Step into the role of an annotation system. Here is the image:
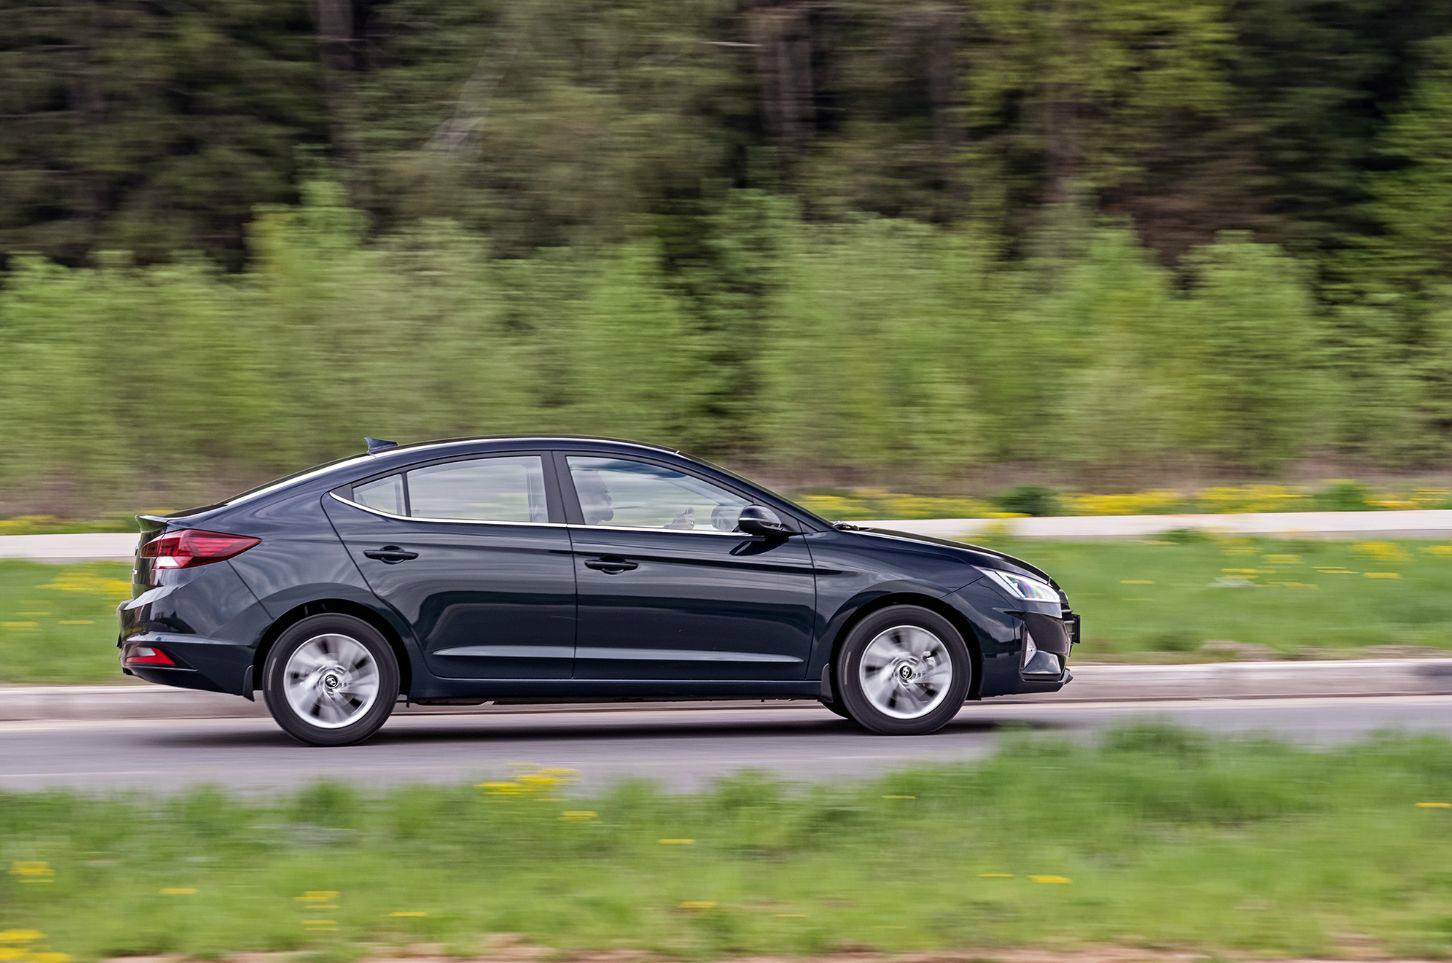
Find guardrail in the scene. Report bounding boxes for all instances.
[2,509,1451,562]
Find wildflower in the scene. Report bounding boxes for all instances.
[658,838,695,845]
[677,900,717,910]
[9,861,54,882]
[881,794,916,800]
[1119,579,1154,585]
[390,911,428,918]
[560,810,597,822]
[158,887,197,895]
[1363,571,1401,579]
[0,933,44,945]
[1029,875,1072,884]
[478,781,524,795]
[1415,801,1451,809]
[977,872,1014,879]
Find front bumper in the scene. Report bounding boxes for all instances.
[946,579,1078,698]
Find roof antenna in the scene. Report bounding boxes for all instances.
[365,437,398,454]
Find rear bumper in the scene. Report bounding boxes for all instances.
[117,561,271,698]
[118,632,255,696]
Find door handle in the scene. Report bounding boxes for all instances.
[363,546,419,563]
[583,555,638,574]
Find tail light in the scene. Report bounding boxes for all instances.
[126,646,175,666]
[141,529,260,569]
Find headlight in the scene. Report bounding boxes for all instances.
[981,568,1059,604]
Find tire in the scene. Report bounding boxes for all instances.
[835,605,971,735]
[262,613,400,746]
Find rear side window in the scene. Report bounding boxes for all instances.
[406,456,548,523]
[353,474,405,515]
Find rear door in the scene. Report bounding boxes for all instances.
[559,453,817,681]
[324,452,576,679]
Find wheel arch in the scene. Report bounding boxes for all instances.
[822,593,984,703]
[252,599,413,697]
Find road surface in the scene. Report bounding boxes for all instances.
[2,695,1449,794]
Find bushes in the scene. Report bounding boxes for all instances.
[2,188,1451,515]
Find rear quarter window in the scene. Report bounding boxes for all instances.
[353,474,405,515]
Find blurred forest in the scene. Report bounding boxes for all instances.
[6,0,1452,512]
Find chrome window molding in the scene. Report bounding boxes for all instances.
[329,492,562,528]
[329,492,755,537]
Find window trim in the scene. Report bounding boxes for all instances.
[553,451,801,536]
[337,451,565,525]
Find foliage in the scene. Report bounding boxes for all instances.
[7,2,1452,508]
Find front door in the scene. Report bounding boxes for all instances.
[325,453,575,679]
[559,454,817,681]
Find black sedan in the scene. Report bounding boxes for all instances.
[119,437,1077,745]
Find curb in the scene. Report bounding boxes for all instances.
[3,658,1450,723]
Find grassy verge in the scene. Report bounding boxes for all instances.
[983,534,1452,658]
[0,562,130,684]
[6,533,1452,685]
[3,727,1452,961]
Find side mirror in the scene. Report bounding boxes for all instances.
[737,505,790,537]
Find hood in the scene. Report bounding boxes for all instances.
[833,523,1057,585]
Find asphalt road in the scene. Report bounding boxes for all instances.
[1,694,1449,794]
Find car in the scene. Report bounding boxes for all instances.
[118,436,1078,745]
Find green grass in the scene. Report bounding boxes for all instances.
[6,534,1452,686]
[3,728,1452,960]
[0,561,130,684]
[985,534,1452,658]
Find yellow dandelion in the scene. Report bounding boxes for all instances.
[0,933,44,945]
[678,900,717,911]
[9,860,53,882]
[774,912,809,920]
[0,622,38,631]
[0,948,26,961]
[516,772,560,788]
[1119,579,1154,585]
[1422,545,1452,557]
[30,953,71,963]
[158,886,197,895]
[977,872,1014,879]
[58,619,95,626]
[658,837,695,846]
[1415,801,1451,809]
[560,810,597,822]
[881,794,916,801]
[1030,875,1072,884]
[1364,571,1401,579]
[478,781,524,795]
[389,911,428,918]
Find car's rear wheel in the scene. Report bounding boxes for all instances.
[262,614,399,746]
[835,605,970,735]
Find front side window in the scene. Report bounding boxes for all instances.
[567,456,749,532]
[405,456,548,523]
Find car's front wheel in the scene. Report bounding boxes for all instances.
[835,605,971,735]
[262,614,399,746]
